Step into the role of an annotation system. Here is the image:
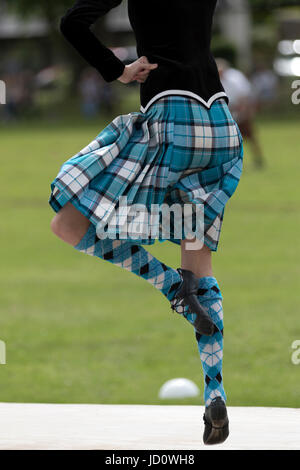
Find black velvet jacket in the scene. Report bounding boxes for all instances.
[60,0,228,111]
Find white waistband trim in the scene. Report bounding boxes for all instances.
[140,90,228,113]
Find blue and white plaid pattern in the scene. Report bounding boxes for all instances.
[195,277,226,406]
[49,96,243,251]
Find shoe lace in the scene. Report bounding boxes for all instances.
[170,296,187,314]
[171,295,196,317]
[170,270,194,315]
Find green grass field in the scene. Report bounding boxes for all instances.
[0,104,299,407]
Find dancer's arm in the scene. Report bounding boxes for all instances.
[60,0,158,84]
[60,0,125,82]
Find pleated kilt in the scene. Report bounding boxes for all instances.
[49,96,243,251]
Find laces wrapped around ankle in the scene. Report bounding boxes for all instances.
[170,268,201,315]
[170,296,191,315]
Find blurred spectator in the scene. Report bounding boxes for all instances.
[34,65,72,119]
[98,75,115,115]
[251,64,278,111]
[78,67,115,118]
[78,68,101,118]
[216,58,265,169]
[1,69,35,121]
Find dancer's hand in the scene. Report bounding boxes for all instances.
[117,56,158,84]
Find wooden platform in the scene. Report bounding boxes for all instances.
[0,403,299,450]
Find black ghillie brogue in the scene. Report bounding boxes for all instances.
[170,268,217,336]
[203,397,229,445]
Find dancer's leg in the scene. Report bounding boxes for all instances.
[181,241,213,278]
[51,203,182,302]
[181,240,226,406]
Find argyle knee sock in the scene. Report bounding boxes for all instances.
[74,223,182,301]
[194,277,226,407]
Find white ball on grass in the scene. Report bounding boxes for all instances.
[158,378,200,399]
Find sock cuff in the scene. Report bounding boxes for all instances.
[197,276,222,300]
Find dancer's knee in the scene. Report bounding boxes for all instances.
[50,212,71,242]
[50,203,90,246]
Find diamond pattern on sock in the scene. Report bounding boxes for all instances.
[194,276,226,407]
[74,223,182,302]
[131,245,139,255]
[215,372,222,384]
[198,288,209,296]
[75,226,226,407]
[140,264,149,275]
[200,341,223,367]
[103,250,114,260]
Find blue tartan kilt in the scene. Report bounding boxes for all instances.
[49,96,243,251]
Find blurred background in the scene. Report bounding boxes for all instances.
[0,0,299,407]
